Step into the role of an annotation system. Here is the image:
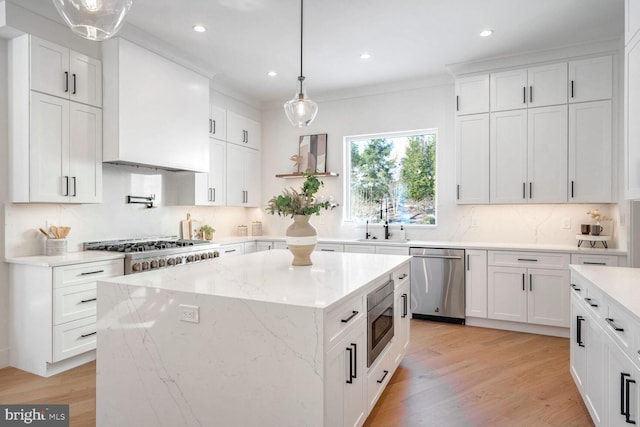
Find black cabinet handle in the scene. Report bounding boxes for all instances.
[80,297,97,303]
[351,343,357,379]
[570,283,581,292]
[577,316,585,347]
[529,274,532,292]
[224,249,237,253]
[320,249,335,252]
[80,270,104,275]
[72,73,77,94]
[377,370,389,384]
[346,347,353,384]
[212,119,216,134]
[529,182,533,199]
[72,176,77,196]
[209,119,213,133]
[627,378,636,424]
[63,176,69,196]
[529,86,533,103]
[584,297,599,308]
[523,86,526,104]
[212,188,216,202]
[584,261,607,266]
[402,293,408,318]
[456,184,460,200]
[522,273,525,291]
[518,258,538,262]
[466,254,470,271]
[64,71,69,92]
[456,95,459,111]
[571,80,575,98]
[398,273,408,280]
[81,331,97,338]
[607,317,624,332]
[341,310,359,323]
[522,182,526,199]
[571,180,574,198]
[622,373,630,416]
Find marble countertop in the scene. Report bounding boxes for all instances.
[5,251,125,267]
[570,265,640,321]
[215,235,627,255]
[99,250,411,310]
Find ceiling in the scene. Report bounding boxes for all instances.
[17,0,624,104]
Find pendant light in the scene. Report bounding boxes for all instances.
[284,0,318,127]
[52,0,133,41]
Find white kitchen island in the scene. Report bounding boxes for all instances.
[96,250,411,427]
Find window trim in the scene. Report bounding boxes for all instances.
[342,129,438,226]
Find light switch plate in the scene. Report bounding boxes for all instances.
[179,304,199,323]
[562,218,571,229]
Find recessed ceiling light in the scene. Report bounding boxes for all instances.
[479,29,494,37]
[360,53,372,60]
[267,71,277,77]
[193,25,207,33]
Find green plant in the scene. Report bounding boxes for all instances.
[200,225,215,234]
[267,171,337,218]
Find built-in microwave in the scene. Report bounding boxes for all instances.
[367,279,394,367]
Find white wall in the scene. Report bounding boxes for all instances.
[260,80,621,247]
[0,38,10,368]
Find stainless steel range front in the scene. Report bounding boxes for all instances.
[84,237,220,274]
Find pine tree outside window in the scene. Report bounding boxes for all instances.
[344,130,437,225]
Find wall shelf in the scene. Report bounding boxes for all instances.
[275,172,339,179]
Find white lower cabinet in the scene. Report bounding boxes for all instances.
[465,250,488,318]
[326,320,367,427]
[607,342,640,426]
[256,241,274,251]
[218,243,245,257]
[10,258,123,377]
[487,251,570,327]
[344,245,376,254]
[316,243,344,252]
[243,241,257,254]
[393,278,411,365]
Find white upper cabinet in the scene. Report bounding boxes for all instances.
[455,114,489,204]
[226,144,261,207]
[209,105,227,141]
[627,0,640,44]
[627,20,640,198]
[490,109,528,203]
[102,38,209,172]
[29,35,102,107]
[569,101,612,203]
[226,111,261,150]
[490,63,567,111]
[569,56,613,103]
[527,105,568,203]
[527,63,568,107]
[455,74,489,115]
[490,68,528,111]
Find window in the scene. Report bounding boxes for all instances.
[345,130,437,225]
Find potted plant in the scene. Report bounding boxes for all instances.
[266,171,337,265]
[200,225,216,240]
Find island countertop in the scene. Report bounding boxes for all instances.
[99,249,411,310]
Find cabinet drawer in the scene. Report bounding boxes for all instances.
[326,294,365,347]
[571,254,619,267]
[53,281,96,325]
[219,243,244,257]
[344,245,376,254]
[605,300,635,356]
[583,283,607,320]
[315,243,344,253]
[375,246,409,255]
[367,344,394,410]
[52,315,96,362]
[392,263,410,289]
[488,251,569,269]
[570,272,589,298]
[54,259,123,288]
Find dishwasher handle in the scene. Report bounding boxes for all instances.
[412,254,463,260]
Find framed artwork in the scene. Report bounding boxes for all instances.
[299,133,327,173]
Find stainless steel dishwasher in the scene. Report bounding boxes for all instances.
[410,247,465,324]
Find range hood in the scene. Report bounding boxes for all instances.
[102,38,210,173]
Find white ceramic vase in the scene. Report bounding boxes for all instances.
[285,215,317,266]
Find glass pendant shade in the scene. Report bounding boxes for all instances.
[284,80,318,127]
[52,0,133,41]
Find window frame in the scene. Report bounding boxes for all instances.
[342,128,438,226]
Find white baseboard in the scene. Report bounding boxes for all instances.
[466,317,569,338]
[0,347,9,369]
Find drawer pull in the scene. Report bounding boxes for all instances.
[398,273,408,280]
[517,258,538,262]
[583,261,607,266]
[377,370,389,384]
[80,298,97,303]
[80,331,97,338]
[320,249,335,252]
[584,298,598,308]
[225,249,237,253]
[570,283,581,292]
[80,270,105,276]
[606,318,624,332]
[341,310,359,323]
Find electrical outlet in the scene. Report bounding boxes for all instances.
[179,304,199,323]
[471,216,479,227]
[562,218,571,229]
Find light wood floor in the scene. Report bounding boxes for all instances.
[0,320,592,427]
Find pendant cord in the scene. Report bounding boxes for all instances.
[299,0,304,79]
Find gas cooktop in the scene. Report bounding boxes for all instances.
[84,238,212,253]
